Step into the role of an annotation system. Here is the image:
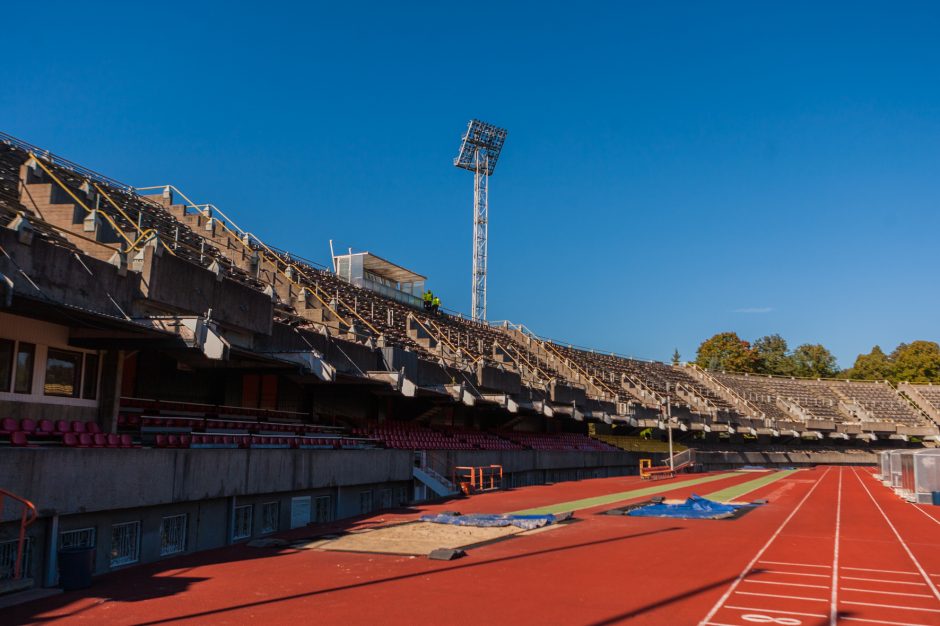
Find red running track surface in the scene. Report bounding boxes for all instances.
[8,467,940,626]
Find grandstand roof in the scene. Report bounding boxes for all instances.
[334,250,426,283]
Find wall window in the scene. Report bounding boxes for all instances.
[160,515,188,556]
[44,349,84,397]
[261,502,279,534]
[60,528,96,550]
[82,353,99,400]
[109,521,140,567]
[0,339,13,392]
[0,538,32,580]
[13,342,34,394]
[232,505,252,540]
[380,489,392,509]
[314,496,333,523]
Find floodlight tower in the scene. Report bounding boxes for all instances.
[454,119,507,322]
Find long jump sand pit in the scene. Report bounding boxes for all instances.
[317,520,558,556]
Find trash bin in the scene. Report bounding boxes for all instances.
[58,547,95,590]
[932,492,940,506]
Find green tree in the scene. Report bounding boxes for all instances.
[695,332,760,373]
[890,341,940,383]
[843,345,892,380]
[753,334,794,376]
[671,348,681,366]
[791,343,838,378]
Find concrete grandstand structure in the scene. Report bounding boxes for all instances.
[0,131,937,593]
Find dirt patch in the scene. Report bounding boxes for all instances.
[317,521,527,556]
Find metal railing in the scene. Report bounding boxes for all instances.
[0,488,37,581]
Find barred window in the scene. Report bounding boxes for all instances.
[60,527,96,550]
[110,521,140,567]
[260,502,279,535]
[160,514,187,556]
[233,505,252,540]
[314,496,333,523]
[359,491,373,514]
[0,538,32,580]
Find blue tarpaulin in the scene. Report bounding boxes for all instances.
[626,494,746,520]
[420,513,562,530]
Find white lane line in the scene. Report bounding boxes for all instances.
[841,587,933,598]
[703,622,741,626]
[831,467,842,626]
[697,467,832,626]
[743,579,829,589]
[842,617,933,626]
[724,605,828,618]
[842,576,928,586]
[843,600,940,613]
[751,569,830,578]
[842,566,919,576]
[758,559,831,569]
[852,468,940,603]
[734,590,827,602]
[910,503,940,527]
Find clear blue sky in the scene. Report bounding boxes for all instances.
[3,2,939,366]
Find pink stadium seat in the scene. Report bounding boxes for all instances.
[11,431,31,447]
[155,434,168,447]
[167,435,180,448]
[19,419,36,433]
[0,418,17,435]
[180,435,191,448]
[120,434,134,448]
[70,421,86,434]
[78,433,93,448]
[37,419,55,436]
[86,422,102,434]
[55,420,71,434]
[63,433,79,447]
[107,434,121,447]
[93,433,107,448]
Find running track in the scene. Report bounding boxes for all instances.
[7,466,940,625]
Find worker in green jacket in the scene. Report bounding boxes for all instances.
[431,295,441,315]
[422,290,433,311]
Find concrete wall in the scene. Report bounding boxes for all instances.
[0,448,413,522]
[695,450,879,471]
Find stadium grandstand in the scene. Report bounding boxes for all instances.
[1,131,939,621]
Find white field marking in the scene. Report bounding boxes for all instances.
[703,622,742,626]
[697,468,833,626]
[840,587,933,598]
[830,467,843,626]
[843,600,940,613]
[852,468,940,603]
[743,579,829,589]
[724,605,827,618]
[842,617,933,626]
[751,569,830,578]
[734,590,827,602]
[758,560,830,569]
[842,576,928,586]
[910,504,940,527]
[842,566,919,576]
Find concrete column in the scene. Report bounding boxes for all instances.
[97,349,124,433]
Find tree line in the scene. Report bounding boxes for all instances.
[685,332,940,383]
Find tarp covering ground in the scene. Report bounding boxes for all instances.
[627,494,750,520]
[420,512,566,530]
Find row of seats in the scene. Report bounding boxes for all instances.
[10,432,136,448]
[0,418,103,436]
[121,414,342,437]
[154,434,371,450]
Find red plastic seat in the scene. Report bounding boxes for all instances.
[71,421,87,434]
[63,433,79,447]
[180,435,191,448]
[55,420,71,434]
[0,418,17,435]
[19,419,36,433]
[93,433,107,447]
[11,431,31,447]
[78,433,93,447]
[107,434,121,447]
[86,422,102,434]
[167,435,180,448]
[120,434,134,448]
[37,419,55,436]
[155,434,168,447]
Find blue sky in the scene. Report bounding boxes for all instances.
[3,2,939,366]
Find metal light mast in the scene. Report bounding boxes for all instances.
[454,119,507,322]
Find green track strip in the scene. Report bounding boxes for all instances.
[703,469,800,502]
[510,472,743,515]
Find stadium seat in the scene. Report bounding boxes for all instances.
[55,420,71,435]
[120,434,134,448]
[78,433,94,448]
[37,419,55,436]
[86,422,102,434]
[71,421,86,434]
[63,433,79,447]
[11,431,31,447]
[19,419,36,433]
[0,418,17,436]
[107,433,121,447]
[93,433,107,448]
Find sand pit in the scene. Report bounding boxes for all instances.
[318,521,527,556]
